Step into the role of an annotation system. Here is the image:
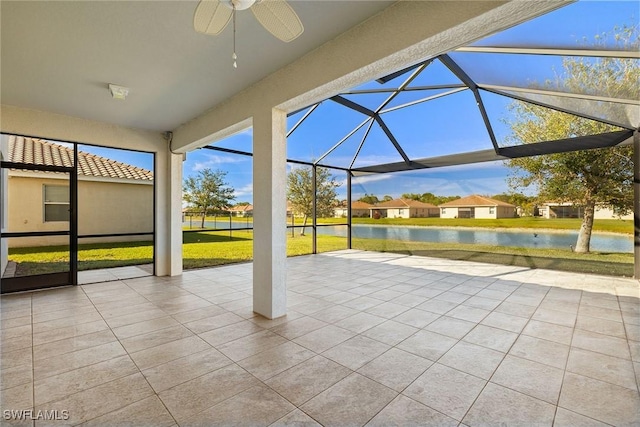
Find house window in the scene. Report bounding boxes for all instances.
[489,207,495,214]
[441,208,446,214]
[43,185,69,222]
[398,209,404,215]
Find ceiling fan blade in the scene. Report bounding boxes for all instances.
[193,0,233,35]
[251,0,304,42]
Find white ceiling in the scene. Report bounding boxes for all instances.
[0,0,394,132]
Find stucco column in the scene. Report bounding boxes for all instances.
[634,131,639,279]
[253,108,287,319]
[156,150,183,276]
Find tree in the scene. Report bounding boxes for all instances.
[506,26,637,252]
[382,195,393,202]
[492,193,536,216]
[183,168,236,228]
[358,193,379,205]
[287,166,341,235]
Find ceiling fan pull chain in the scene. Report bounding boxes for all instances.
[232,4,238,68]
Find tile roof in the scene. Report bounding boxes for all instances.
[438,195,515,207]
[7,136,153,181]
[229,204,253,212]
[375,198,438,209]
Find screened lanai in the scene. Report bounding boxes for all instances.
[203,0,638,276]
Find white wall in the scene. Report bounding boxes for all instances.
[440,207,457,219]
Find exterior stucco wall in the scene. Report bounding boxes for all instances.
[440,207,458,219]
[594,206,633,220]
[7,174,153,247]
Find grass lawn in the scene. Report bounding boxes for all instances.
[8,230,633,277]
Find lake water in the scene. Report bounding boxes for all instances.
[185,221,633,253]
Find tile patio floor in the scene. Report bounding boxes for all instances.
[1,250,639,426]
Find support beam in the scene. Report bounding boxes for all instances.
[347,172,352,249]
[253,109,288,319]
[634,131,640,279]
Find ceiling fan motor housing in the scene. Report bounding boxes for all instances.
[221,0,256,11]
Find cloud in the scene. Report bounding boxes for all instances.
[192,154,249,171]
[234,183,254,198]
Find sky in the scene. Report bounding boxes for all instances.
[79,0,637,205]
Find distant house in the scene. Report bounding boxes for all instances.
[229,204,253,217]
[373,198,440,219]
[439,195,516,219]
[333,201,374,218]
[4,136,154,247]
[540,202,632,220]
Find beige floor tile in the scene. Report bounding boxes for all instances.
[0,316,32,330]
[566,347,637,390]
[33,329,116,361]
[32,320,109,346]
[463,295,502,311]
[237,341,315,380]
[447,305,491,323]
[463,382,555,426]
[362,320,418,346]
[439,341,504,380]
[170,305,228,324]
[34,354,138,405]
[425,316,476,339]
[0,346,32,370]
[462,324,518,353]
[365,302,410,319]
[397,330,459,361]
[1,364,33,391]
[491,355,564,404]
[187,385,295,427]
[578,305,623,322]
[392,308,440,328]
[366,395,458,427]
[293,325,355,353]
[103,308,168,329]
[509,335,569,369]
[389,293,428,308]
[358,348,432,392]
[142,348,232,392]
[129,335,211,370]
[494,301,537,318]
[269,409,322,427]
[559,372,640,426]
[0,330,32,353]
[154,295,213,315]
[403,363,486,421]
[265,355,352,407]
[530,307,577,328]
[481,311,529,333]
[575,315,627,338]
[159,364,261,424]
[37,372,154,426]
[269,316,328,340]
[183,311,245,334]
[217,330,288,361]
[334,312,386,334]
[415,299,458,315]
[119,325,194,354]
[0,382,33,415]
[553,408,609,427]
[250,312,304,329]
[434,291,470,304]
[301,373,397,427]
[79,395,176,427]
[198,319,264,346]
[571,329,631,360]
[308,305,359,323]
[322,335,390,370]
[1,308,31,322]
[111,316,180,340]
[521,319,573,345]
[34,341,127,379]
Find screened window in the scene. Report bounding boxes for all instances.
[489,207,495,214]
[44,185,69,222]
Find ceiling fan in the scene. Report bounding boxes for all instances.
[194,0,304,68]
